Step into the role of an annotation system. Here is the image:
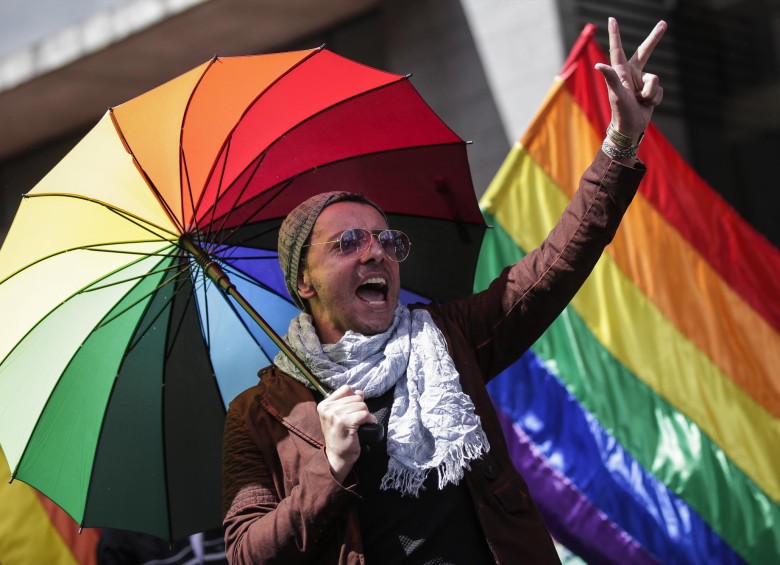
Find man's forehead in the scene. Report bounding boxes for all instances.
[313,201,388,234]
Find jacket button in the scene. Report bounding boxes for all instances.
[484,463,496,480]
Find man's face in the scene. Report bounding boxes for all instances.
[298,201,401,344]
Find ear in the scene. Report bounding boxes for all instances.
[297,269,316,300]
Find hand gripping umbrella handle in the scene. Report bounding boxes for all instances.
[182,236,384,446]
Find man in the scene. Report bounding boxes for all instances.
[222,17,666,564]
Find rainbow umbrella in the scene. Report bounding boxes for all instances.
[0,48,485,541]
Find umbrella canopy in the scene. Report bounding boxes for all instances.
[0,47,486,541]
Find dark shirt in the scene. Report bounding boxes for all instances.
[356,388,495,564]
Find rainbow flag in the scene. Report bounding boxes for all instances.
[1,448,99,565]
[477,24,780,564]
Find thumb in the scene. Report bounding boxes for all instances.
[594,63,622,92]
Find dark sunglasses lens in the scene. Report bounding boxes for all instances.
[379,230,411,261]
[340,229,370,255]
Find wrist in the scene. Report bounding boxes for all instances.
[602,123,644,163]
[325,448,356,484]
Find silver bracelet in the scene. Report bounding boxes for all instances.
[601,140,639,160]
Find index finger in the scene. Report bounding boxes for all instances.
[629,20,668,71]
[607,17,628,67]
[327,384,356,400]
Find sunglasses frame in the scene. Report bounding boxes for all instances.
[304,228,412,262]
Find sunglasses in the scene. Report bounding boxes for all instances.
[304,228,412,262]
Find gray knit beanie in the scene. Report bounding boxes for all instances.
[278,191,387,311]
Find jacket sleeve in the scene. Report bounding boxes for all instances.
[221,404,360,564]
[436,150,645,382]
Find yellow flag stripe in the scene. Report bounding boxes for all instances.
[1,452,78,565]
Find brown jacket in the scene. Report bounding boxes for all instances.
[222,151,645,564]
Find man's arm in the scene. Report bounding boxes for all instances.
[438,150,644,381]
[221,404,359,564]
[436,18,665,379]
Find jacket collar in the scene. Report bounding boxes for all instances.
[257,366,326,447]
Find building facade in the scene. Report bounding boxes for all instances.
[1,0,777,248]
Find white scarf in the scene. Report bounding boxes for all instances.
[274,305,489,496]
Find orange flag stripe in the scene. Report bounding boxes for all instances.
[38,493,100,565]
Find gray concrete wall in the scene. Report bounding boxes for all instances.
[461,0,564,145]
[382,0,509,198]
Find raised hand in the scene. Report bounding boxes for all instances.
[595,17,667,144]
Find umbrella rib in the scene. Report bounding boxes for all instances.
[203,137,472,252]
[200,136,233,246]
[25,192,179,239]
[218,253,278,262]
[207,149,271,252]
[0,239,173,286]
[179,55,222,244]
[163,276,198,362]
[109,108,186,235]
[181,144,199,234]
[218,222,282,252]
[89,257,188,331]
[84,262,186,296]
[192,73,423,228]
[185,48,323,226]
[190,252,212,349]
[208,141,258,248]
[122,263,191,353]
[83,246,184,258]
[210,175,292,251]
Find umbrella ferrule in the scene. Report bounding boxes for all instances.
[180,235,234,293]
[203,261,234,294]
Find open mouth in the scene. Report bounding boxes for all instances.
[356,276,388,305]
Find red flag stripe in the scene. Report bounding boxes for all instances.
[564,24,780,332]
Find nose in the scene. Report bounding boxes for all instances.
[360,233,385,263]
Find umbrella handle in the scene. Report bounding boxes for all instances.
[358,423,385,446]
